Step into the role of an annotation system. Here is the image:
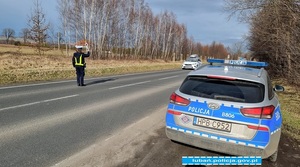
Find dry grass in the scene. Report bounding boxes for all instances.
[273,79,300,140]
[0,44,181,85]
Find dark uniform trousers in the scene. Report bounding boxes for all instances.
[76,66,85,86]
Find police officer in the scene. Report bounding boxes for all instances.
[72,45,90,86]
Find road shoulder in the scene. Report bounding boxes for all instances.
[53,105,167,167]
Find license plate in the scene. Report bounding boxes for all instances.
[194,117,232,132]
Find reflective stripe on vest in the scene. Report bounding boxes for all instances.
[75,54,84,66]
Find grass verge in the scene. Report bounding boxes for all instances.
[0,44,181,85]
[0,62,181,85]
[273,79,300,141]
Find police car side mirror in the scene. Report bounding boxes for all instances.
[274,85,284,92]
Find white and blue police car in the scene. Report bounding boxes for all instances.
[166,59,285,162]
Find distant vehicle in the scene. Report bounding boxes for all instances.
[182,54,201,70]
[189,54,200,58]
[166,58,284,162]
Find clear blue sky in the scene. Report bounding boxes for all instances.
[0,0,57,35]
[0,0,248,47]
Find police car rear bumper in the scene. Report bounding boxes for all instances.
[165,127,266,158]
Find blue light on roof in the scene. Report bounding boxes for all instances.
[207,59,268,67]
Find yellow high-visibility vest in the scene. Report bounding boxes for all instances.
[75,54,84,66]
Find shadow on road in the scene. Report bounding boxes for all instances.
[85,78,117,86]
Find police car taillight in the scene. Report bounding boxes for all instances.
[240,105,275,119]
[170,92,190,106]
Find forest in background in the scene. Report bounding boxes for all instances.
[57,0,229,61]
[225,0,300,85]
[1,0,231,61]
[2,0,300,85]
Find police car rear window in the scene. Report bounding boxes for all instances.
[179,76,265,103]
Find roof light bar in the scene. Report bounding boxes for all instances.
[207,59,268,67]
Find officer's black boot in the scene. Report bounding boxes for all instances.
[80,77,86,86]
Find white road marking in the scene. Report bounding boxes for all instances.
[158,75,178,80]
[0,76,119,90]
[0,94,79,111]
[109,81,151,90]
[124,116,150,131]
[0,70,179,90]
[135,116,150,124]
[104,135,114,142]
[52,105,167,167]
[0,80,73,90]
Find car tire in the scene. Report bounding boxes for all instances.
[269,150,278,162]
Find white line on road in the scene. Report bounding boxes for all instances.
[0,94,79,112]
[123,116,150,131]
[104,135,115,142]
[0,77,113,90]
[158,75,178,80]
[0,70,179,90]
[109,81,151,90]
[0,80,73,90]
[52,106,166,167]
[0,77,114,90]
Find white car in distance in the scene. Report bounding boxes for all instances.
[182,54,202,70]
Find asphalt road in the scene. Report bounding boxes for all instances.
[0,70,190,167]
[1,70,299,167]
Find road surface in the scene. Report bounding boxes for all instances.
[0,70,299,167]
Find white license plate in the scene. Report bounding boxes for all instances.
[194,117,232,132]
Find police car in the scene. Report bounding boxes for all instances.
[182,54,202,70]
[166,59,284,162]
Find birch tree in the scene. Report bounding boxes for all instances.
[58,0,72,55]
[57,0,229,62]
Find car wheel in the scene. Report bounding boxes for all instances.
[269,150,278,162]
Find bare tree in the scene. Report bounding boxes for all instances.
[57,0,73,56]
[27,0,50,55]
[225,0,300,85]
[2,28,15,44]
[20,28,31,44]
[56,0,229,62]
[227,42,245,59]
[224,0,267,23]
